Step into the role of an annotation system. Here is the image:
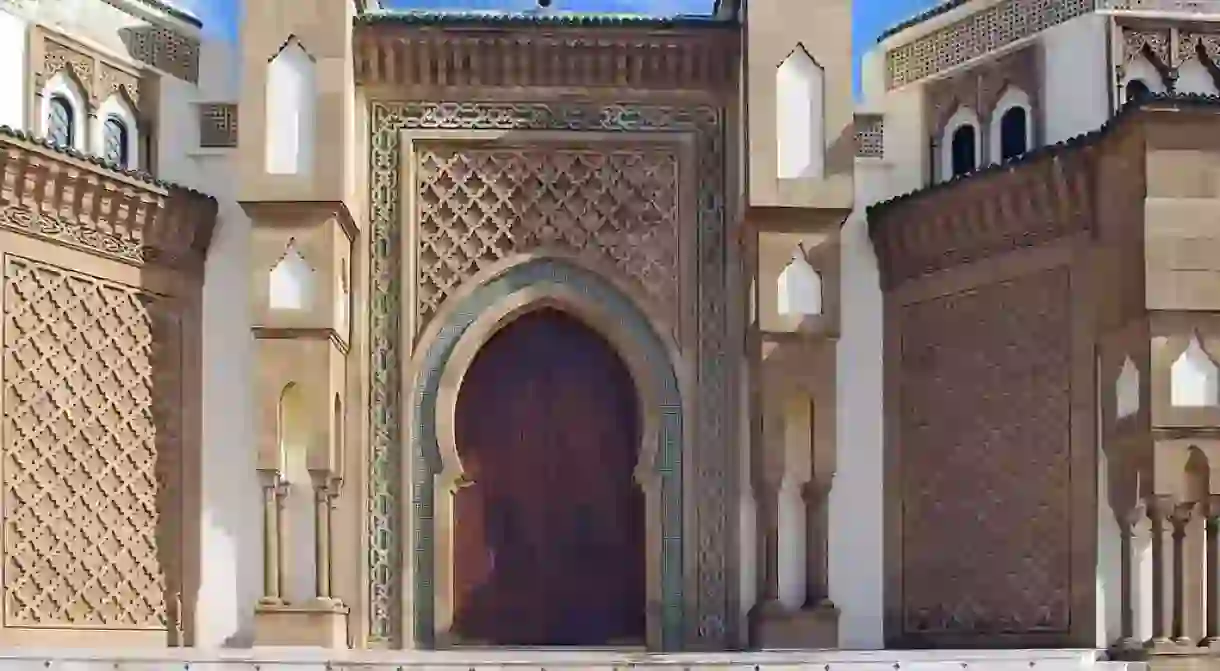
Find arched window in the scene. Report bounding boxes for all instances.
[103,116,129,167]
[1126,79,1152,104]
[999,107,1028,161]
[47,96,74,148]
[950,125,977,177]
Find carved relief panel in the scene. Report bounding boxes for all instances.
[408,139,692,339]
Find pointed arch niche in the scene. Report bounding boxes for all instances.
[1171,335,1219,408]
[940,106,981,182]
[777,246,822,317]
[278,382,317,604]
[1116,356,1140,420]
[39,71,88,153]
[265,37,317,176]
[269,240,315,311]
[989,87,1033,164]
[776,44,825,180]
[94,92,140,170]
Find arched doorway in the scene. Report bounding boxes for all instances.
[451,307,646,646]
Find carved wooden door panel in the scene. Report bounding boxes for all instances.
[453,308,645,646]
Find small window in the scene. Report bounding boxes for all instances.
[1126,79,1152,104]
[103,117,129,168]
[47,96,74,148]
[950,125,977,177]
[999,107,1028,161]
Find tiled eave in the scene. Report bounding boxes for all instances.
[0,126,217,270]
[866,94,1220,286]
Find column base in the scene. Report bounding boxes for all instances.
[253,600,349,648]
[750,600,839,649]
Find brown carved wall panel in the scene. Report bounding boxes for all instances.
[898,267,1073,639]
[2,256,181,631]
[414,145,679,330]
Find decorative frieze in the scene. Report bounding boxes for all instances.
[855,114,884,158]
[0,130,217,269]
[885,0,1092,89]
[199,103,239,148]
[354,28,738,90]
[924,45,1041,137]
[34,30,145,112]
[869,145,1096,288]
[123,24,200,84]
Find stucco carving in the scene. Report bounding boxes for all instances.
[413,145,680,331]
[0,133,217,270]
[885,0,1090,89]
[898,267,1073,637]
[367,101,732,648]
[924,45,1041,138]
[3,256,183,631]
[355,28,738,91]
[33,30,149,115]
[870,143,1095,289]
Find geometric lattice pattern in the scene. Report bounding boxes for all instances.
[885,0,1092,89]
[2,257,176,629]
[415,146,679,329]
[899,267,1072,636]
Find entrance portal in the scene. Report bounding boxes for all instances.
[451,308,646,646]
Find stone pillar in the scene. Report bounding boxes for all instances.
[1117,504,1143,651]
[259,470,285,605]
[1206,495,1220,649]
[1148,494,1175,649]
[1171,501,1196,645]
[801,480,831,607]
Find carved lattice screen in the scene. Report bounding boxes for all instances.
[898,267,1072,637]
[2,256,180,630]
[414,145,680,329]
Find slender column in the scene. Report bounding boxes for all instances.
[1118,504,1143,650]
[801,480,832,608]
[1148,495,1175,647]
[258,470,285,605]
[310,472,333,601]
[1206,495,1220,648]
[755,480,783,607]
[1171,501,1196,645]
[275,477,289,601]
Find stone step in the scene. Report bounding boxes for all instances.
[0,649,1147,671]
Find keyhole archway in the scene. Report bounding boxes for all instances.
[414,256,689,651]
[451,307,646,645]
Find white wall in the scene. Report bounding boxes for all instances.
[1042,13,1110,144]
[829,158,889,649]
[0,8,27,130]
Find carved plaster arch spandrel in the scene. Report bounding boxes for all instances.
[407,258,688,651]
[40,39,94,100]
[366,101,732,649]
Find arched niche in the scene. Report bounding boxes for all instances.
[94,92,140,170]
[265,37,316,176]
[1171,335,1219,408]
[940,106,981,182]
[1175,58,1217,96]
[1116,356,1140,421]
[988,87,1033,164]
[407,256,687,651]
[268,240,314,311]
[775,44,825,180]
[39,71,88,154]
[278,382,316,603]
[1122,55,1166,104]
[777,247,822,317]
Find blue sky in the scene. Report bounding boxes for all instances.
[175,0,940,96]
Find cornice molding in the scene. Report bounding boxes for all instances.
[354,25,739,91]
[0,130,217,270]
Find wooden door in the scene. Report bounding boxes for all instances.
[452,308,646,646]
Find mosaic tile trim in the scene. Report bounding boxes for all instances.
[366,101,731,648]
